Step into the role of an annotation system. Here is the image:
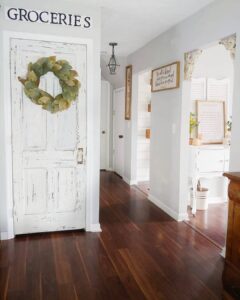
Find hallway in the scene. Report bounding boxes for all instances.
[0,172,224,300]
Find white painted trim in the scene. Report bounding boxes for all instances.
[208,196,227,204]
[178,212,189,221]
[101,80,111,170]
[221,246,226,258]
[123,176,137,186]
[114,87,125,91]
[148,193,187,222]
[86,223,102,232]
[0,232,13,240]
[3,31,15,240]
[3,30,96,239]
[106,167,113,171]
[137,177,150,183]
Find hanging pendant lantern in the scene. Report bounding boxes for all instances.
[107,42,120,75]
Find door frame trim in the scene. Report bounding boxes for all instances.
[101,80,111,170]
[3,30,98,238]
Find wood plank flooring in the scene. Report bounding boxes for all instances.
[186,203,228,248]
[0,171,224,300]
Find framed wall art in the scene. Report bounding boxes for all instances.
[197,100,226,144]
[125,65,132,120]
[151,61,180,92]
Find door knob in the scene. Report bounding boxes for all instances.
[77,148,84,164]
[118,135,124,139]
[102,131,106,134]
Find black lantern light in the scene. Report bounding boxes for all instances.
[107,42,120,75]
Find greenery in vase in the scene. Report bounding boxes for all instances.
[189,112,199,138]
[226,117,232,132]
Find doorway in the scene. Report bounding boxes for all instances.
[184,42,235,248]
[113,87,125,177]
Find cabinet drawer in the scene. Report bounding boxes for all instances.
[227,201,240,269]
[229,182,240,203]
[197,150,225,172]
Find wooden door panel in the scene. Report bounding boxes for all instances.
[55,168,77,213]
[24,169,48,215]
[23,94,47,150]
[54,106,77,150]
[11,38,87,234]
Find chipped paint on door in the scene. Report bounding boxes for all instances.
[11,38,87,234]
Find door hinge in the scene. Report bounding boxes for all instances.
[77,148,84,164]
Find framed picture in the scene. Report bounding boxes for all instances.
[125,65,132,120]
[197,100,226,144]
[151,61,180,92]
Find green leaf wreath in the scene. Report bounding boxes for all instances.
[18,56,81,113]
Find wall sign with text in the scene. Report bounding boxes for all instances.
[5,7,92,28]
[197,100,226,144]
[151,61,180,92]
[125,65,132,120]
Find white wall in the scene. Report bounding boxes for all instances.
[123,73,138,185]
[0,0,101,237]
[126,0,240,220]
[193,44,234,79]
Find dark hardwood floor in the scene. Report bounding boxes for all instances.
[186,203,228,249]
[0,171,224,300]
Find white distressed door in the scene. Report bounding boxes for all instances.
[11,38,87,234]
[100,80,110,170]
[113,88,125,177]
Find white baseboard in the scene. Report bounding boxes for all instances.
[208,196,227,204]
[0,231,14,240]
[137,178,150,183]
[123,176,137,186]
[178,212,189,221]
[148,194,187,222]
[86,223,102,232]
[221,246,226,258]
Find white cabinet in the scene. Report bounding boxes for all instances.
[189,145,230,214]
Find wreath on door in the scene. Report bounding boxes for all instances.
[18,56,81,113]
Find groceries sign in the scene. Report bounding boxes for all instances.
[5,7,92,28]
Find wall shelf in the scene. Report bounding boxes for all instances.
[146,129,151,139]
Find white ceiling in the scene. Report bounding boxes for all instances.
[66,0,215,56]
[98,0,216,56]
